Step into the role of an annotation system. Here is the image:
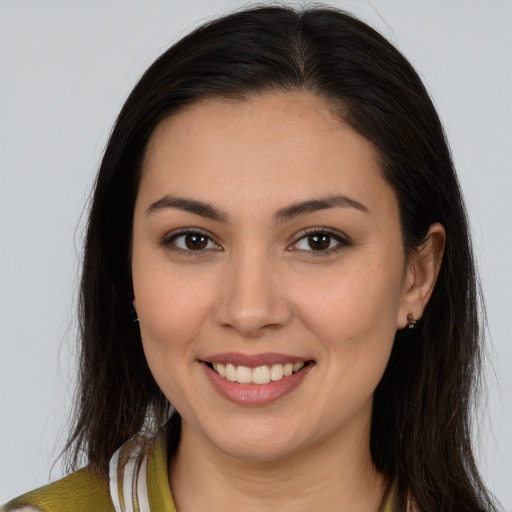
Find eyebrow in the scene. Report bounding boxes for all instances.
[146,196,229,222]
[146,194,368,223]
[274,195,368,224]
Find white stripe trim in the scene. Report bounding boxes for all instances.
[122,456,137,512]
[109,447,123,512]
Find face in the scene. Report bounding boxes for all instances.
[132,92,410,462]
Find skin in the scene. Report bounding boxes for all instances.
[131,92,445,511]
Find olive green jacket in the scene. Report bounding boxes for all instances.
[1,432,175,512]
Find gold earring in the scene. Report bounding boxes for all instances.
[407,312,416,329]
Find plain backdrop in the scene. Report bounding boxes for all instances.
[1,0,511,508]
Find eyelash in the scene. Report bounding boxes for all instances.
[162,229,221,256]
[162,227,349,257]
[290,227,349,256]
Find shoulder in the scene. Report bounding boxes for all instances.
[1,466,113,512]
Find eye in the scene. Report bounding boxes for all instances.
[292,229,347,254]
[165,230,220,253]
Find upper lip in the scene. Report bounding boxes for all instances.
[201,352,312,367]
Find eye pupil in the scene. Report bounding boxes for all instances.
[185,234,208,250]
[308,234,330,250]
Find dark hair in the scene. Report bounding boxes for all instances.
[65,5,495,511]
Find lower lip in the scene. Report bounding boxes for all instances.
[201,362,314,406]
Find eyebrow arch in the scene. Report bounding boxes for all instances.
[146,196,229,222]
[274,195,368,225]
[145,193,368,224]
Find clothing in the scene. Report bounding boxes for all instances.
[2,431,396,512]
[1,431,176,512]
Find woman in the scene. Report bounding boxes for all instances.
[2,5,498,512]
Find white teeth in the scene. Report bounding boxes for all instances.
[236,365,252,383]
[210,361,307,384]
[252,366,271,384]
[283,363,293,377]
[216,363,226,378]
[270,364,284,381]
[225,363,236,382]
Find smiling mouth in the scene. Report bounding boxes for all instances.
[204,361,312,385]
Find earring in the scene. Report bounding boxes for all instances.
[407,312,416,329]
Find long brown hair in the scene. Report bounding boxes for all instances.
[64,6,496,511]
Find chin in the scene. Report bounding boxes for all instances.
[217,438,303,463]
[200,419,312,463]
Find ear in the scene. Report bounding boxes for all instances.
[397,223,446,329]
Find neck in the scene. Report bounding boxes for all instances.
[168,418,387,512]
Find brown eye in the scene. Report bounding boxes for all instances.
[307,234,331,251]
[169,231,220,252]
[184,233,208,250]
[293,230,346,254]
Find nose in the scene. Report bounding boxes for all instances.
[213,249,292,338]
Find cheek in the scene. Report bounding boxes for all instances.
[304,259,402,323]
[293,255,403,364]
[140,285,203,342]
[293,260,403,425]
[133,268,215,409]
[132,255,216,364]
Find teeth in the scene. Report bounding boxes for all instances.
[293,362,305,372]
[235,365,252,383]
[252,366,271,384]
[283,363,293,377]
[225,363,236,382]
[216,363,226,378]
[270,364,283,381]
[210,361,307,384]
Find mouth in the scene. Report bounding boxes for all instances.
[200,352,315,405]
[204,360,312,385]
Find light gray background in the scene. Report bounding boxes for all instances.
[1,0,511,508]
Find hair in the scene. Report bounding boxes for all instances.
[63,5,496,511]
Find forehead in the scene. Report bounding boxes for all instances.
[139,92,396,217]
[144,92,345,166]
